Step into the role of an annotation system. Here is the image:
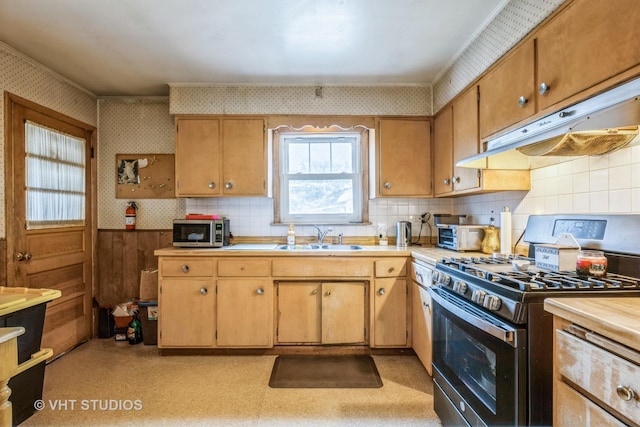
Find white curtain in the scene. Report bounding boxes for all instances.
[25,121,86,229]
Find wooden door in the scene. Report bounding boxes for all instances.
[159,278,215,347]
[175,118,221,196]
[5,94,95,358]
[377,119,432,197]
[216,279,273,347]
[276,282,321,344]
[479,40,535,139]
[452,86,480,193]
[373,278,407,347]
[433,107,454,196]
[222,118,266,195]
[537,0,640,111]
[321,282,365,344]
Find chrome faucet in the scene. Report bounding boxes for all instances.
[313,225,333,244]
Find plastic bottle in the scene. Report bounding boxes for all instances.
[287,224,296,246]
[127,313,143,345]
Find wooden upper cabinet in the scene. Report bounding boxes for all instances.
[433,106,453,196]
[376,118,432,197]
[175,118,221,196]
[222,118,266,195]
[479,40,535,139]
[452,86,480,193]
[536,0,640,111]
[175,117,266,197]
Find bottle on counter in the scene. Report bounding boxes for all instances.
[482,211,500,255]
[287,224,296,246]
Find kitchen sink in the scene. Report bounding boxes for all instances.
[276,244,364,251]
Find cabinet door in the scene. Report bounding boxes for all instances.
[452,86,480,193]
[276,282,321,344]
[222,118,266,196]
[175,118,221,196]
[433,107,453,196]
[216,279,273,347]
[537,0,640,111]
[159,278,215,347]
[373,278,407,347]
[479,40,535,139]
[412,282,432,375]
[377,119,432,197]
[322,282,366,344]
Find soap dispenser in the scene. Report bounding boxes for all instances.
[481,211,500,255]
[287,224,296,246]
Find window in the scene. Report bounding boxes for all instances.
[25,121,86,229]
[278,131,363,224]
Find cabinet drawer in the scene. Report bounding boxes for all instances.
[161,258,215,277]
[556,329,640,423]
[218,259,270,277]
[375,258,407,277]
[272,258,371,277]
[555,381,627,427]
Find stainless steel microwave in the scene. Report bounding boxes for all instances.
[172,219,230,247]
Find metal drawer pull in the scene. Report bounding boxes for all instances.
[388,267,395,273]
[208,182,216,189]
[325,291,331,296]
[181,265,190,273]
[256,288,264,295]
[616,385,636,401]
[383,181,392,189]
[518,96,528,107]
[378,288,386,295]
[200,288,208,295]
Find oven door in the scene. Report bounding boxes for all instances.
[429,286,527,427]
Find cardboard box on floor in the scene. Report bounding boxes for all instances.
[139,268,158,301]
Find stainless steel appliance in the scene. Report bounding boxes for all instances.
[436,225,485,252]
[172,219,230,247]
[397,221,412,247]
[430,214,640,427]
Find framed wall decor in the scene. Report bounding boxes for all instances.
[116,153,175,199]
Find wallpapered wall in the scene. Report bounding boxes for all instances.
[0,43,97,239]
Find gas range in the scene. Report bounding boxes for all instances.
[434,255,640,324]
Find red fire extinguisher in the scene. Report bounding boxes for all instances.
[126,201,137,231]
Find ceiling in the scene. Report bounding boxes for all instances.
[0,0,508,97]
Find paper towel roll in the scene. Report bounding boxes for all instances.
[500,207,512,254]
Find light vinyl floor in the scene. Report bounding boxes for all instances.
[22,339,442,426]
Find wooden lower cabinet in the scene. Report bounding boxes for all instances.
[159,278,215,347]
[411,281,432,375]
[372,278,407,347]
[276,281,366,345]
[216,279,273,347]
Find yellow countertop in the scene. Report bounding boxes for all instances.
[0,286,62,317]
[544,297,640,352]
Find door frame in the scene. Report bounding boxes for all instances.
[4,92,97,336]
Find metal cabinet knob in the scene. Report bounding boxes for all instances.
[518,96,528,107]
[443,178,451,185]
[325,291,331,296]
[452,176,460,184]
[208,182,216,189]
[383,181,392,189]
[181,265,190,273]
[388,267,395,273]
[311,289,318,295]
[256,287,264,295]
[378,288,386,295]
[616,385,636,401]
[224,182,233,189]
[539,82,550,95]
[200,288,208,295]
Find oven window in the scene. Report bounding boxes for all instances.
[441,316,498,411]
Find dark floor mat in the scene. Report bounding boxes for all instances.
[269,355,383,388]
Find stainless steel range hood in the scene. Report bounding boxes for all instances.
[457,77,640,170]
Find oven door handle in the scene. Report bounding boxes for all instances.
[429,287,519,347]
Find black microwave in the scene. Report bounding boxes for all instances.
[172,219,230,248]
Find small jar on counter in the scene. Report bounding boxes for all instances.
[576,250,607,278]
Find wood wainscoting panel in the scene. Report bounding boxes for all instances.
[97,230,171,308]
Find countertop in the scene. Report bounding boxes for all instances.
[544,297,640,352]
[0,286,62,316]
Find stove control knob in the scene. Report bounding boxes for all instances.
[483,295,502,311]
[453,280,467,295]
[441,274,451,286]
[471,289,487,304]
